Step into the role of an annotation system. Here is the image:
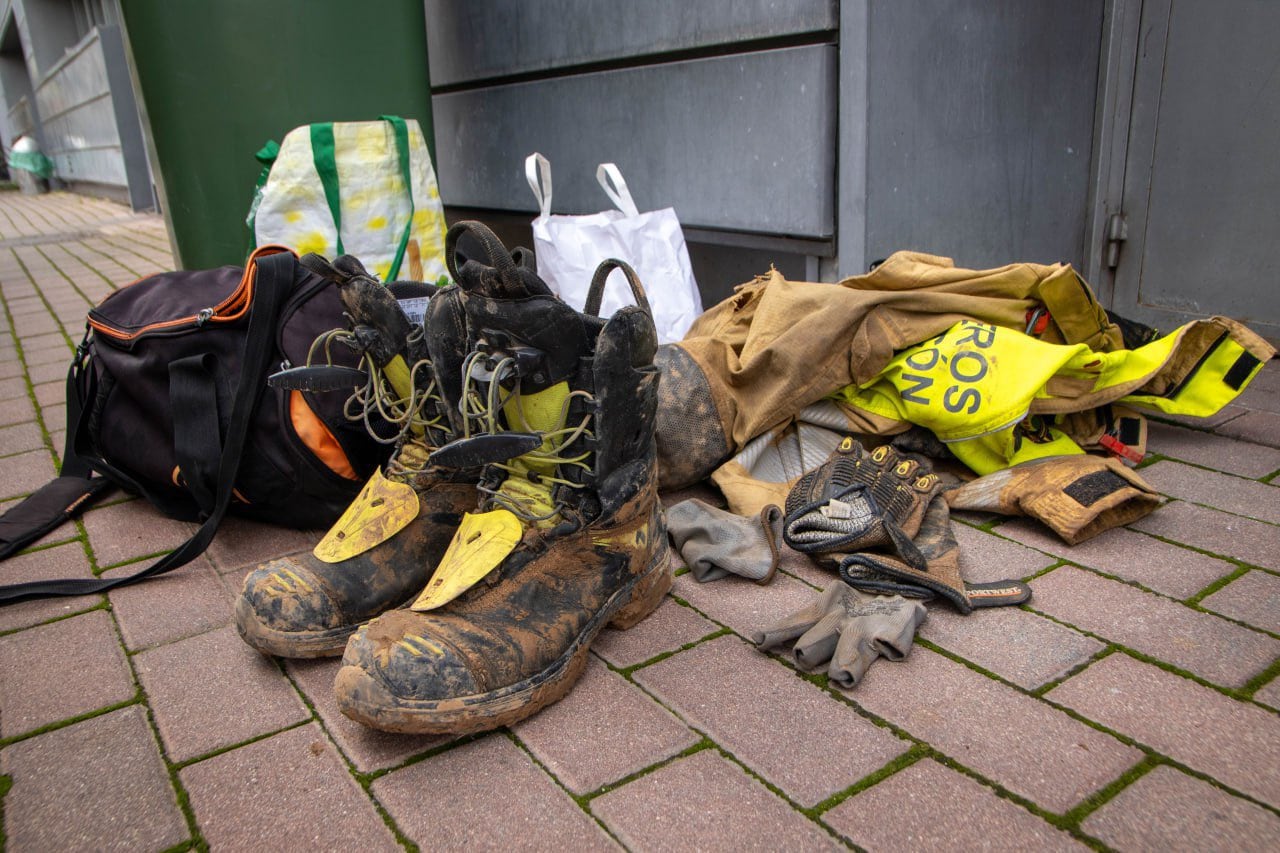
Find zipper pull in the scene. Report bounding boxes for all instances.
[195,307,215,327]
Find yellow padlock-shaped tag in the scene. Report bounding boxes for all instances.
[313,468,420,563]
[411,509,523,611]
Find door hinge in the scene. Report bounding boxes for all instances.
[1105,213,1128,269]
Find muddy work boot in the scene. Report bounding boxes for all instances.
[236,251,488,658]
[335,241,670,734]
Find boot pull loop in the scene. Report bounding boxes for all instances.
[585,259,652,318]
[445,221,522,293]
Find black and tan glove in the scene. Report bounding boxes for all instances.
[784,439,1031,613]
[753,581,927,688]
[783,440,942,561]
[945,454,1162,545]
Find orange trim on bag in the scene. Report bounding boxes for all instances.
[290,391,358,480]
[88,245,296,342]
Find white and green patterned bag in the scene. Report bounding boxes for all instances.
[249,115,448,283]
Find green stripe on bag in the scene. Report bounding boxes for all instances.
[310,123,344,256]
[379,114,416,282]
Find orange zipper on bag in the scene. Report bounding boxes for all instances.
[87,245,295,342]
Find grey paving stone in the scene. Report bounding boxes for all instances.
[0,609,134,738]
[514,656,698,795]
[1215,409,1280,450]
[0,447,55,498]
[373,734,618,851]
[32,378,63,408]
[995,518,1235,599]
[1255,676,1280,710]
[634,635,908,808]
[0,419,44,455]
[1047,654,1280,809]
[0,706,187,852]
[204,515,321,574]
[824,759,1086,852]
[673,570,822,640]
[593,595,720,668]
[134,625,310,762]
[852,647,1142,813]
[1141,460,1280,524]
[0,540,101,633]
[107,556,233,650]
[180,723,399,853]
[26,357,66,384]
[592,749,839,852]
[82,498,196,568]
[920,605,1105,690]
[1153,407,1246,429]
[286,656,447,774]
[39,402,65,432]
[0,374,25,400]
[1082,764,1280,851]
[1131,500,1280,571]
[1200,569,1280,634]
[1234,374,1280,414]
[1145,421,1280,477]
[1030,566,1278,688]
[953,522,1060,583]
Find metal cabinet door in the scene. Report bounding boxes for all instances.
[1106,0,1280,340]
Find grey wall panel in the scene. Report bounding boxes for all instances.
[433,45,836,237]
[34,30,128,188]
[863,0,1103,270]
[425,0,836,86]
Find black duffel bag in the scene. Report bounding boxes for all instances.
[0,246,392,603]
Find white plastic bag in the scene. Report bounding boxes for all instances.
[525,153,702,343]
[251,116,448,284]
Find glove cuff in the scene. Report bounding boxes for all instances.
[1021,458,1162,544]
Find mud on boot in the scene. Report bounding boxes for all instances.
[335,237,670,734]
[236,247,505,658]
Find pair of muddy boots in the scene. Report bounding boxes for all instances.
[236,221,670,734]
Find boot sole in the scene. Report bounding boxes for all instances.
[335,542,673,734]
[234,596,358,659]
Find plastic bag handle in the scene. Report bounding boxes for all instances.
[597,163,640,218]
[525,152,553,218]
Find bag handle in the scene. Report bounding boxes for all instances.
[597,163,641,218]
[525,152,553,218]
[0,252,296,604]
[311,117,417,281]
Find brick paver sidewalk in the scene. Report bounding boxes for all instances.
[1,192,1278,851]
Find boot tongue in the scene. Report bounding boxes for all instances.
[489,381,574,527]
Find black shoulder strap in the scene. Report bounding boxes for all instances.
[0,252,295,604]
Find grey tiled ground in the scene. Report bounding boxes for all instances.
[1,193,1278,850]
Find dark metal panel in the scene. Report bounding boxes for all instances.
[1112,0,1280,339]
[433,46,836,238]
[425,0,837,87]
[863,0,1103,270]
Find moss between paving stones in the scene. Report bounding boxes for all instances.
[0,772,12,848]
[32,244,98,309]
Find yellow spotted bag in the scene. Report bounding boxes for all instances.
[249,116,447,284]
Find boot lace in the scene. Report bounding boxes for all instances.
[459,349,595,524]
[305,325,450,447]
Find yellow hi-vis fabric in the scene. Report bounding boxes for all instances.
[833,316,1273,474]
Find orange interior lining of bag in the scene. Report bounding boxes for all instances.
[290,391,358,480]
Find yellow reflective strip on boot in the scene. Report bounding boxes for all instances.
[411,509,523,611]
[313,468,421,563]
